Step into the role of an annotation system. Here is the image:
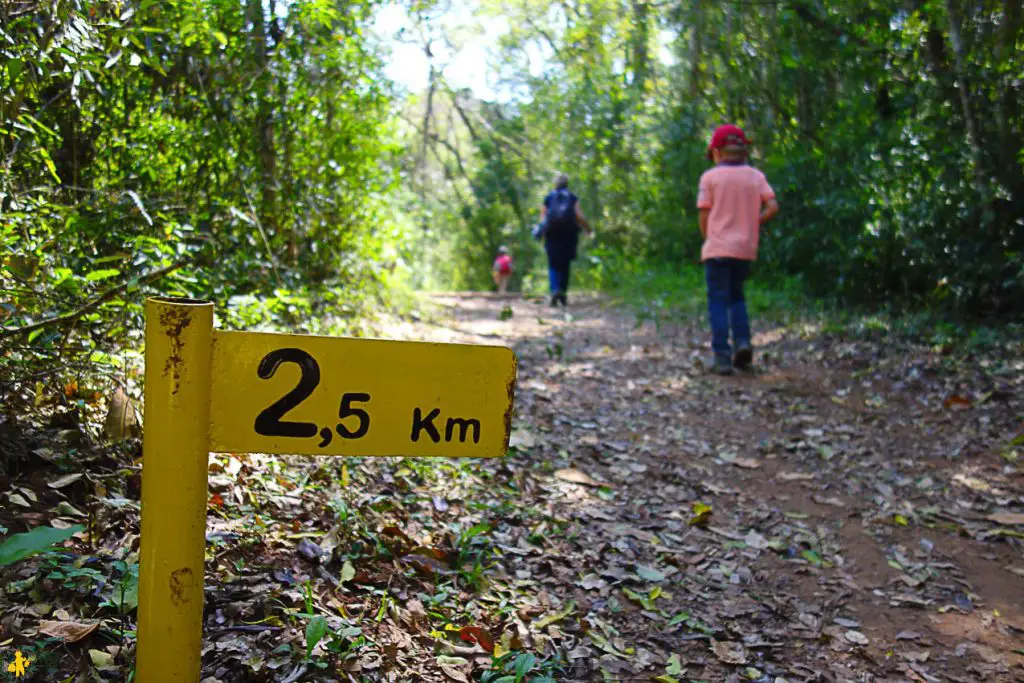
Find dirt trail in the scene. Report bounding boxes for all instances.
[2,292,1021,683]
[392,292,1024,682]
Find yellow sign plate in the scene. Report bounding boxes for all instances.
[208,330,516,457]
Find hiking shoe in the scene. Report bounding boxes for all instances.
[712,356,734,376]
[550,295,560,307]
[557,293,568,307]
[733,344,753,371]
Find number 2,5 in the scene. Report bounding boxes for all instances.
[253,348,371,447]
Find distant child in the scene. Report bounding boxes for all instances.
[697,124,779,375]
[493,246,513,294]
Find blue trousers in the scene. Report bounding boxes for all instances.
[548,263,571,294]
[705,258,751,358]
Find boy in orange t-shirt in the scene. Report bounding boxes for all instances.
[697,125,779,375]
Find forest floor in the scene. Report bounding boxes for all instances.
[2,292,1023,683]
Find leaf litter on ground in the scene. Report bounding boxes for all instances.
[1,293,1023,681]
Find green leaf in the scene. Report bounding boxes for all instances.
[305,616,328,659]
[340,559,355,583]
[532,600,575,629]
[636,565,665,582]
[983,528,1024,540]
[0,525,83,566]
[623,587,655,610]
[801,549,824,567]
[666,652,684,675]
[459,523,491,544]
[512,652,536,682]
[688,501,712,526]
[40,150,61,183]
[213,31,228,47]
[115,564,140,612]
[668,611,690,626]
[7,58,23,80]
[22,114,57,139]
[86,268,121,282]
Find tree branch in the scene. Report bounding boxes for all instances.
[0,260,190,339]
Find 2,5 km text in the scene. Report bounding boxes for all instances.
[252,348,483,448]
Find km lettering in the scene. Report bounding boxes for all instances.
[410,408,481,444]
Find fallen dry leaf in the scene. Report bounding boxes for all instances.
[47,473,83,489]
[744,530,769,550]
[732,457,761,469]
[554,468,607,487]
[437,655,471,682]
[457,626,494,652]
[38,619,99,643]
[845,630,869,646]
[986,512,1024,525]
[711,639,747,665]
[89,649,115,668]
[509,430,537,448]
[777,471,815,481]
[578,574,607,590]
[943,394,972,410]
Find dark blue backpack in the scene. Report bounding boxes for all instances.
[546,190,576,236]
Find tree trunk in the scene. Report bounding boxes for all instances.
[943,0,992,222]
[630,0,650,93]
[689,0,703,98]
[247,0,277,237]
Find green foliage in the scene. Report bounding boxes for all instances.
[405,0,1024,317]
[583,247,816,329]
[481,651,563,683]
[0,525,82,567]
[451,522,493,590]
[304,616,329,659]
[109,561,140,614]
[1,0,397,399]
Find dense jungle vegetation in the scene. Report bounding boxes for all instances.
[3,2,1023,383]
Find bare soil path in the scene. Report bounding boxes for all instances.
[395,292,1024,682]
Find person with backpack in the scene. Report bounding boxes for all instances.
[492,245,513,294]
[540,173,591,307]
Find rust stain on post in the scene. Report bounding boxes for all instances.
[502,353,518,453]
[168,567,195,606]
[159,307,193,394]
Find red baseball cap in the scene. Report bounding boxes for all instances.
[707,124,749,159]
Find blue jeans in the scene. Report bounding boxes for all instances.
[705,258,751,359]
[548,263,570,295]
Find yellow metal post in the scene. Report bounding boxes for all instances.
[137,297,214,682]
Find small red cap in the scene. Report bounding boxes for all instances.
[707,124,749,159]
